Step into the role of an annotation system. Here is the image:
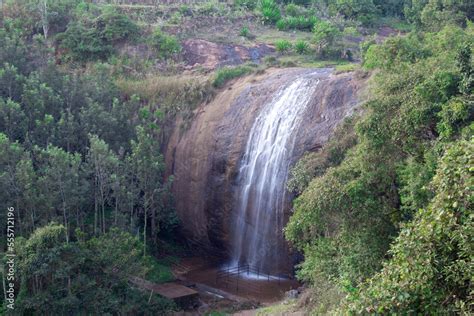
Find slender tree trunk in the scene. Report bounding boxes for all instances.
[101,192,106,234]
[30,207,36,231]
[151,195,156,246]
[94,189,98,235]
[115,195,118,226]
[144,193,147,257]
[16,199,22,236]
[60,185,69,243]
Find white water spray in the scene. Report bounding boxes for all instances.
[230,74,321,273]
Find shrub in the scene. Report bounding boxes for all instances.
[295,40,310,54]
[97,7,140,42]
[275,39,292,53]
[240,26,250,38]
[342,26,360,37]
[148,28,181,59]
[259,0,281,24]
[285,3,300,17]
[213,66,253,88]
[276,16,318,31]
[59,21,113,61]
[276,19,288,30]
[264,55,279,66]
[169,11,182,24]
[58,8,139,62]
[179,5,193,16]
[313,20,341,55]
[345,140,474,314]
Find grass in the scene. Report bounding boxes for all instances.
[205,312,227,316]
[276,55,354,69]
[212,65,254,88]
[334,63,358,73]
[379,17,414,33]
[257,27,313,43]
[116,74,213,114]
[256,299,297,315]
[145,255,175,283]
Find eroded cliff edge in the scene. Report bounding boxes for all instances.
[165,68,366,261]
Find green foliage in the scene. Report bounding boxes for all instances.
[456,42,474,95]
[58,7,139,62]
[396,152,437,219]
[275,39,292,53]
[148,28,181,59]
[327,0,379,25]
[284,3,301,17]
[404,0,474,30]
[276,16,318,31]
[287,24,474,313]
[213,65,253,88]
[259,0,281,24]
[15,224,177,314]
[345,139,473,314]
[286,143,398,285]
[362,33,429,70]
[437,97,473,139]
[97,7,140,42]
[312,20,342,56]
[287,119,357,194]
[240,26,250,38]
[169,11,183,24]
[294,40,310,54]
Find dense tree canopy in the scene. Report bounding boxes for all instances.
[286,21,473,314]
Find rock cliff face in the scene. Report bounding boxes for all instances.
[165,68,364,268]
[182,39,274,69]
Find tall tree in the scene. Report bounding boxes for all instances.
[86,134,119,235]
[37,145,85,242]
[130,109,168,255]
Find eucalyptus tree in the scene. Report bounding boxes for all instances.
[36,145,85,242]
[86,134,119,235]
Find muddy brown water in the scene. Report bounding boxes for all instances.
[176,257,300,303]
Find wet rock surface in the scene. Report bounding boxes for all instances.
[165,68,365,271]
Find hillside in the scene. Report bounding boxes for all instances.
[0,0,472,315]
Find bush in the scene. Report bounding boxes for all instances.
[295,40,310,54]
[276,19,287,30]
[345,140,474,314]
[97,7,140,42]
[58,8,139,61]
[179,5,193,16]
[169,11,182,24]
[239,26,250,38]
[275,39,292,53]
[276,16,318,31]
[313,20,341,55]
[59,21,113,61]
[259,0,281,24]
[263,55,279,66]
[148,28,181,59]
[213,66,253,88]
[285,3,300,17]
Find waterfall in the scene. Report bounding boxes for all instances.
[230,74,320,274]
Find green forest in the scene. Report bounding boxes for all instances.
[0,0,472,315]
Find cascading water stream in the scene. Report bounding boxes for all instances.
[230,74,321,274]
